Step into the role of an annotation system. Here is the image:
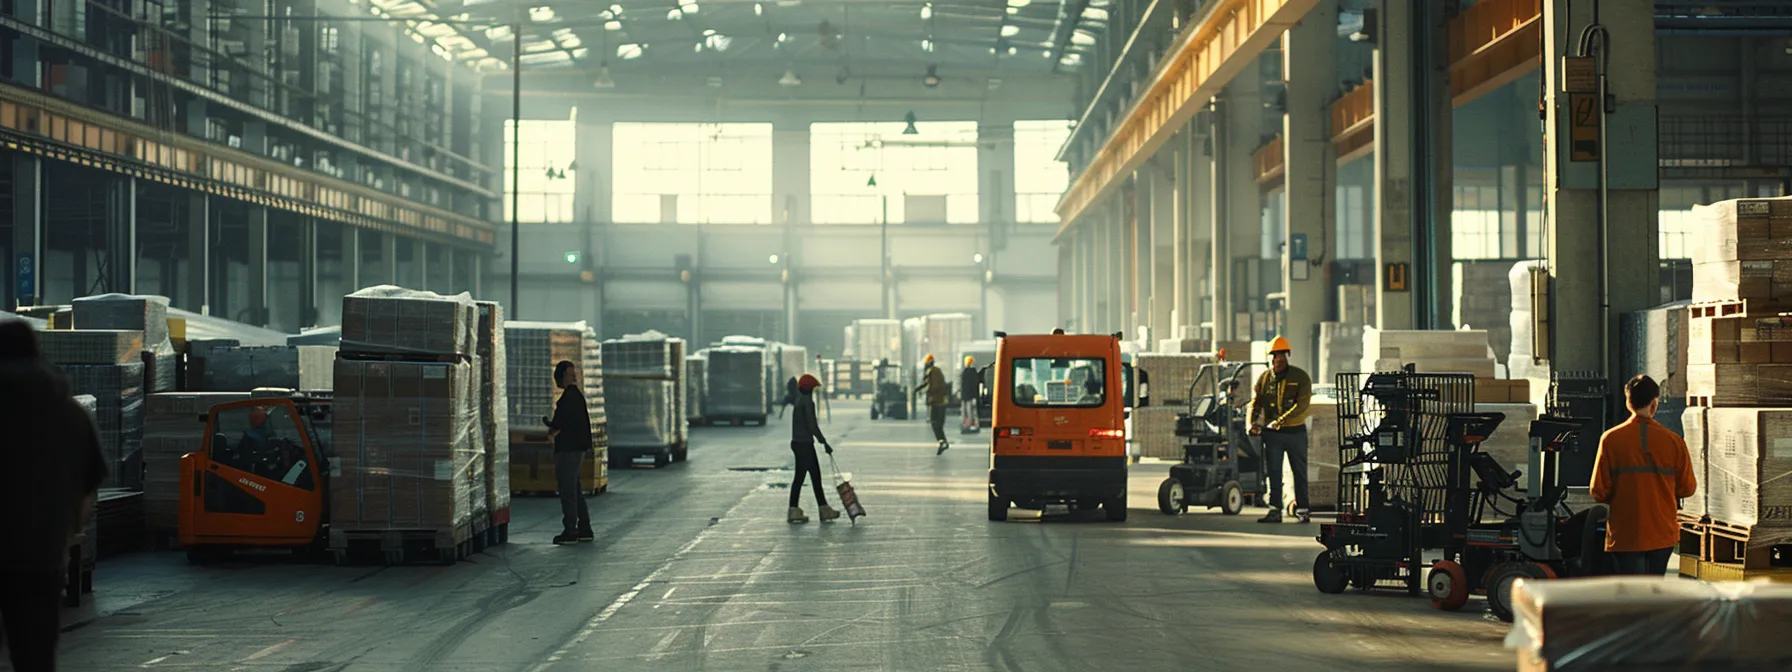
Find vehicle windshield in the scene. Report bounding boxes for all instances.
[1010,358,1107,408]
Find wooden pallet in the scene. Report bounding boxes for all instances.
[1678,555,1792,583]
[1689,299,1792,319]
[328,524,473,566]
[337,350,470,363]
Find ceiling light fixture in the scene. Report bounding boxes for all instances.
[779,68,801,87]
[594,62,616,88]
[903,111,919,135]
[922,64,940,88]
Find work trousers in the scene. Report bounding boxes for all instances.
[0,570,62,671]
[961,400,978,429]
[555,450,592,533]
[1611,547,1674,576]
[929,404,948,443]
[1263,426,1310,513]
[789,441,830,508]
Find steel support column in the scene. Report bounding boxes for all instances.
[10,154,41,309]
[245,207,268,326]
[1281,0,1339,373]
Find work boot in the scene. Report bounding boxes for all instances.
[553,532,580,546]
[937,440,950,455]
[788,507,809,524]
[819,505,842,522]
[1257,510,1283,524]
[577,526,595,542]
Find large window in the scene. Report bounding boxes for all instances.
[504,118,577,223]
[1011,357,1107,407]
[811,121,978,224]
[1015,120,1073,223]
[612,123,773,224]
[1661,183,1752,261]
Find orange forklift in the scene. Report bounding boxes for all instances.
[178,393,333,564]
[987,331,1136,522]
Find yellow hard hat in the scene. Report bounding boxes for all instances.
[964,355,974,366]
[925,353,934,365]
[1269,335,1292,354]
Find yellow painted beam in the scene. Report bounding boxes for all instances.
[1053,0,1320,240]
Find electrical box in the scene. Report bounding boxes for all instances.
[1530,265,1552,363]
[1558,102,1659,191]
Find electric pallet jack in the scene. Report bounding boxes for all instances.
[1156,362,1270,516]
[1426,414,1604,621]
[869,360,909,420]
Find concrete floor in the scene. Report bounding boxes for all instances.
[42,400,1516,671]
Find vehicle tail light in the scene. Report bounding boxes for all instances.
[1089,428,1124,439]
[997,427,1032,437]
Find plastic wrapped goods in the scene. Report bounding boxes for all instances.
[1507,577,1792,671]
[73,293,176,392]
[60,363,146,489]
[1691,198,1792,306]
[850,319,901,366]
[190,345,336,392]
[1622,302,1691,399]
[705,346,767,419]
[602,334,680,451]
[475,302,509,517]
[1681,406,1708,520]
[38,329,143,365]
[685,355,707,422]
[340,285,475,357]
[142,392,251,532]
[1130,406,1181,459]
[504,322,587,432]
[331,359,480,535]
[1702,408,1792,551]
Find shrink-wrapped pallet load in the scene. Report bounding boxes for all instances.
[73,293,176,392]
[1508,577,1792,671]
[141,392,251,533]
[330,359,480,541]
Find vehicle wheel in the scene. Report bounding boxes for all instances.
[988,492,1008,522]
[1485,561,1555,622]
[674,447,688,462]
[1104,493,1128,522]
[654,452,670,467]
[1428,560,1471,611]
[1313,551,1348,594]
[1157,478,1185,515]
[1219,481,1244,516]
[871,406,880,420]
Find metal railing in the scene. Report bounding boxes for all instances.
[1658,115,1792,167]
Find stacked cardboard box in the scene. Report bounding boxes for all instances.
[685,355,708,422]
[705,346,768,419]
[1700,408,1792,553]
[188,344,338,391]
[1621,302,1691,399]
[1130,406,1182,460]
[1680,407,1708,520]
[1685,313,1792,405]
[1360,328,1498,378]
[38,329,143,365]
[1691,198,1792,309]
[1510,577,1792,671]
[475,302,509,522]
[920,313,974,379]
[331,287,482,546]
[61,362,145,489]
[1156,338,1208,354]
[1135,353,1216,405]
[1305,399,1340,510]
[848,319,901,365]
[1318,322,1365,385]
[502,322,586,432]
[73,294,176,392]
[141,392,251,533]
[1474,379,1532,404]
[602,334,679,455]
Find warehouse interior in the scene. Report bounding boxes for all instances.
[6,0,1792,670]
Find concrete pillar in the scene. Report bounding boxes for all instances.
[1131,178,1148,337]
[1219,75,1265,342]
[774,120,812,226]
[574,117,613,223]
[246,207,268,326]
[980,123,1017,240]
[301,219,318,328]
[183,194,208,314]
[341,225,360,294]
[413,238,428,288]
[1188,117,1214,340]
[1209,102,1232,340]
[1281,0,1339,373]
[107,177,136,294]
[1543,1,1659,383]
[1149,158,1176,347]
[381,233,398,285]
[1372,0,1454,329]
[10,155,41,309]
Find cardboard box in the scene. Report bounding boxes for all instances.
[1135,353,1217,404]
[38,329,144,365]
[1131,406,1182,460]
[1703,409,1792,551]
[142,392,251,532]
[1685,363,1792,405]
[504,322,588,431]
[331,359,480,533]
[340,286,475,357]
[475,302,509,516]
[1681,406,1708,520]
[1306,399,1340,509]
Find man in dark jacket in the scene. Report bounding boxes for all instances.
[959,356,982,434]
[787,374,839,524]
[0,320,107,671]
[543,360,593,546]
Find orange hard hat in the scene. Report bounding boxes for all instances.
[1269,335,1292,354]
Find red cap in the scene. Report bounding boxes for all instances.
[798,374,822,391]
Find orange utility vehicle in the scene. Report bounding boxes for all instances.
[988,331,1133,522]
[178,395,332,563]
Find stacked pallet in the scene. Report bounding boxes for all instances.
[60,362,146,489]
[1135,353,1216,405]
[73,294,177,393]
[141,391,251,536]
[330,287,484,563]
[848,318,901,365]
[1510,577,1792,671]
[704,345,769,424]
[1360,327,1497,378]
[685,354,708,423]
[504,321,607,495]
[1131,405,1183,460]
[186,342,338,391]
[474,302,509,541]
[920,313,974,380]
[602,333,683,465]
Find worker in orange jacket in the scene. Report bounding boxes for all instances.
[1589,374,1697,576]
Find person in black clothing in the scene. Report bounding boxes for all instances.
[788,374,840,524]
[542,360,593,546]
[0,320,107,671]
[959,357,982,433]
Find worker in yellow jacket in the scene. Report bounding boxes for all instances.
[914,354,951,455]
[1250,336,1312,524]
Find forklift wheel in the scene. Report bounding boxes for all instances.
[1427,560,1470,611]
[1104,493,1128,522]
[871,407,880,420]
[988,492,1009,522]
[1157,478,1186,515]
[1219,481,1243,516]
[1313,551,1349,594]
[1485,561,1555,622]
